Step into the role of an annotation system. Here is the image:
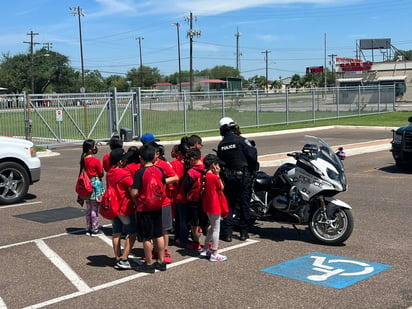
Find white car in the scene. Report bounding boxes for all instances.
[0,136,41,205]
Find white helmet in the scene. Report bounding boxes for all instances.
[219,117,235,128]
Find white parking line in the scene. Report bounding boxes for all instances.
[34,239,91,293]
[0,296,7,309]
[0,201,42,209]
[22,239,259,309]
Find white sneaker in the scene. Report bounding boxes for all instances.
[209,253,227,262]
[199,248,212,258]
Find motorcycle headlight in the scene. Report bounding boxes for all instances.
[326,168,339,181]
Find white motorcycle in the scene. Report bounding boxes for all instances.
[249,135,353,245]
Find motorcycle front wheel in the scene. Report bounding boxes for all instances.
[308,207,354,245]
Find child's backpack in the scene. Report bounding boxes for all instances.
[139,166,166,211]
[187,167,205,202]
[75,170,92,198]
[99,185,120,220]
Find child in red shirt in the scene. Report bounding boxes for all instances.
[106,148,137,270]
[131,144,167,273]
[200,154,228,262]
[79,139,104,236]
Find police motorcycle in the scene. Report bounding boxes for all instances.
[249,135,353,245]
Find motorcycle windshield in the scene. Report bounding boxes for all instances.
[304,135,345,173]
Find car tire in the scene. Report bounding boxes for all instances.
[0,161,30,205]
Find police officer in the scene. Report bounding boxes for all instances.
[217,117,258,241]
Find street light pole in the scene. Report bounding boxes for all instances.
[172,23,182,93]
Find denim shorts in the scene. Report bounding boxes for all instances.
[112,214,137,235]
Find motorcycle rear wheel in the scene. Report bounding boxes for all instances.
[309,207,354,245]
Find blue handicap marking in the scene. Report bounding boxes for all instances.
[261,252,392,289]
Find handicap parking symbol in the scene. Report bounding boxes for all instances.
[261,252,392,289]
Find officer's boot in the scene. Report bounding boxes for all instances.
[239,229,249,241]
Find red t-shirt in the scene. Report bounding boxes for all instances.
[107,168,135,216]
[102,152,111,173]
[124,162,141,178]
[202,172,227,215]
[169,158,185,203]
[84,156,103,178]
[154,158,177,207]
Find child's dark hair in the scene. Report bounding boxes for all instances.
[108,135,123,150]
[178,136,190,157]
[186,147,201,161]
[139,144,156,162]
[188,134,202,147]
[80,139,95,172]
[126,146,140,164]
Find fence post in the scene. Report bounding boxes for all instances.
[378,84,381,112]
[23,92,31,141]
[311,88,315,123]
[358,85,361,116]
[183,91,187,134]
[108,87,119,136]
[255,90,259,127]
[285,89,289,125]
[221,89,225,118]
[336,87,340,119]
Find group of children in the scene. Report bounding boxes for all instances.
[78,133,229,273]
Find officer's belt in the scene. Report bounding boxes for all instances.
[224,169,246,176]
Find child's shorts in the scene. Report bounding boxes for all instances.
[137,209,162,240]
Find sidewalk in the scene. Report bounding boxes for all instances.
[258,138,392,167]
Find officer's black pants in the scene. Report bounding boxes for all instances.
[221,173,252,236]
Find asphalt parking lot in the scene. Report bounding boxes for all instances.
[0,126,411,309]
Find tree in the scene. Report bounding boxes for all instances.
[105,75,130,91]
[393,49,412,61]
[290,74,302,88]
[247,75,267,90]
[200,65,240,79]
[126,65,161,88]
[0,49,79,94]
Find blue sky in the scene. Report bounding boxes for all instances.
[1,0,411,80]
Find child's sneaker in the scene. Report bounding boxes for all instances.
[186,242,202,251]
[199,248,212,258]
[209,253,227,262]
[164,250,173,264]
[114,259,132,270]
[90,229,103,237]
[135,263,155,274]
[155,261,167,271]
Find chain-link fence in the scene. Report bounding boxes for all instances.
[0,85,396,147]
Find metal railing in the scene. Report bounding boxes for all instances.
[0,85,396,147]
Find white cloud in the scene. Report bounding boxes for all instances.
[91,0,361,17]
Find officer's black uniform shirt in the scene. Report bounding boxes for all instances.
[217,132,258,172]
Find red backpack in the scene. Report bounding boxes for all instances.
[75,170,92,198]
[99,186,120,220]
[187,167,205,202]
[139,166,166,211]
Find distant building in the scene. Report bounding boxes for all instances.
[335,59,411,102]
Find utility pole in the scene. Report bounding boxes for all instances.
[328,53,337,86]
[70,6,86,93]
[135,37,144,88]
[42,42,53,51]
[172,23,182,93]
[261,50,271,93]
[235,27,242,74]
[23,31,40,94]
[185,11,201,106]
